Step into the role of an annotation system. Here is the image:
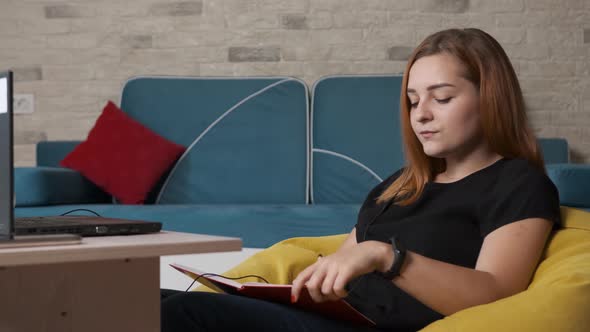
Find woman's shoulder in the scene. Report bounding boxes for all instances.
[477,158,562,233]
[497,158,547,178]
[493,158,557,193]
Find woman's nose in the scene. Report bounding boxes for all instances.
[413,102,433,123]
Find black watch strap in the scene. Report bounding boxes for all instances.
[378,236,406,279]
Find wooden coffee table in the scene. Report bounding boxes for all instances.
[0,231,242,332]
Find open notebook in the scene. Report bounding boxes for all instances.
[170,263,376,326]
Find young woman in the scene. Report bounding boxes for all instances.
[161,28,560,332]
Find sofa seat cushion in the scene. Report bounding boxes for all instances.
[14,204,361,248]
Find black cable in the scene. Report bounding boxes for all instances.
[185,273,270,292]
[60,208,101,217]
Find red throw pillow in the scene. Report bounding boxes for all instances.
[61,101,186,204]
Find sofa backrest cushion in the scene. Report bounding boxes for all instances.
[310,76,572,205]
[546,164,590,209]
[538,138,569,164]
[120,76,309,204]
[311,75,404,204]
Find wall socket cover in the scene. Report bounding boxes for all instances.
[14,94,34,114]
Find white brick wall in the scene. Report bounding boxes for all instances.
[1,0,588,164]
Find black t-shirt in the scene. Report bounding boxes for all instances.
[344,158,561,331]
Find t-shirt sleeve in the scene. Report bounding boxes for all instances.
[478,169,561,238]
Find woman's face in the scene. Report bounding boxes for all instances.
[407,53,483,160]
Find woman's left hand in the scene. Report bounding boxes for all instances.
[291,240,391,303]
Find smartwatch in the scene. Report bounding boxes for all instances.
[377,236,406,279]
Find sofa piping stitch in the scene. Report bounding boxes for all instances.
[312,148,383,184]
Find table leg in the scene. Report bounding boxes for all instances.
[0,257,159,332]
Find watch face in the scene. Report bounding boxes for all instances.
[391,236,405,251]
[383,236,405,278]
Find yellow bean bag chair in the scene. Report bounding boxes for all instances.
[195,206,590,331]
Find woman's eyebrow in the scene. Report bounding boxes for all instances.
[407,83,456,94]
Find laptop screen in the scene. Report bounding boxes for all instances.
[0,71,13,240]
[0,76,7,114]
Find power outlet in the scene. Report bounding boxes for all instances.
[14,94,35,114]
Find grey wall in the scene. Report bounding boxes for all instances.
[1,0,589,165]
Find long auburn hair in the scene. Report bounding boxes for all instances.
[377,28,545,205]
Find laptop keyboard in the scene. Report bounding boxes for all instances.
[14,217,91,235]
[16,217,83,227]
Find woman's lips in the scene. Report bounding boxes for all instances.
[419,131,437,139]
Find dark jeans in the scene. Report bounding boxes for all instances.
[161,289,383,332]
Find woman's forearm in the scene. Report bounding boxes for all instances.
[373,242,507,316]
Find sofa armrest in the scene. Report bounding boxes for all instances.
[36,140,81,167]
[547,164,590,209]
[15,167,111,207]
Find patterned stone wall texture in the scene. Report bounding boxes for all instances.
[1,0,589,165]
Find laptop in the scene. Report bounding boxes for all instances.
[0,70,162,242]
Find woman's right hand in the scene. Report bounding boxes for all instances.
[290,240,392,303]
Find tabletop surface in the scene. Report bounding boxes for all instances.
[0,231,242,267]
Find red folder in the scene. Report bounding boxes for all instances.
[170,263,376,327]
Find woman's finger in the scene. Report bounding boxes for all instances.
[332,271,350,298]
[305,264,329,303]
[320,267,338,299]
[291,263,317,302]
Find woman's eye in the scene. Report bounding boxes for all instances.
[435,97,452,104]
[410,101,419,108]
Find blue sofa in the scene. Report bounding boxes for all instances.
[14,75,590,248]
